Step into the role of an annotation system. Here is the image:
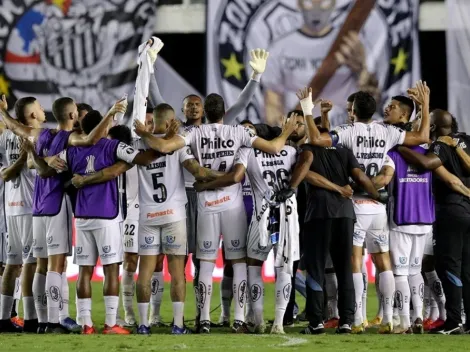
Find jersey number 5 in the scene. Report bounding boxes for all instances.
[152,172,167,203]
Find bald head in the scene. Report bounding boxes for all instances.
[153,103,175,133]
[430,109,458,139]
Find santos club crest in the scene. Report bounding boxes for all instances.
[0,0,157,117]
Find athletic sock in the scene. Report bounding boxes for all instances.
[362,265,368,321]
[430,296,439,321]
[77,298,92,327]
[121,270,136,318]
[352,273,364,326]
[423,284,431,319]
[173,302,184,328]
[408,273,424,321]
[274,267,291,326]
[375,273,383,318]
[395,276,410,329]
[137,302,149,327]
[220,274,233,321]
[23,296,37,320]
[0,295,13,320]
[198,261,215,322]
[232,263,247,322]
[325,272,338,319]
[247,266,264,326]
[59,272,69,321]
[46,271,62,324]
[150,272,164,321]
[104,296,119,327]
[33,273,47,323]
[425,271,446,320]
[379,271,395,325]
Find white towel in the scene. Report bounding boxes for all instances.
[276,195,300,276]
[258,191,274,248]
[131,37,163,137]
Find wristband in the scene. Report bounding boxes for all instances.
[299,97,314,117]
[252,72,261,82]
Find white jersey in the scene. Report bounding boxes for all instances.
[0,150,6,233]
[334,121,406,215]
[0,130,35,216]
[125,165,139,220]
[134,135,193,226]
[263,9,388,128]
[235,146,297,218]
[179,124,258,214]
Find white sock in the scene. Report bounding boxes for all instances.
[104,296,119,327]
[77,298,92,327]
[362,267,368,321]
[46,271,62,324]
[375,274,383,318]
[13,277,21,300]
[33,273,47,323]
[232,263,247,322]
[425,271,446,320]
[60,272,69,321]
[220,274,233,320]
[137,302,149,327]
[75,292,82,325]
[245,289,253,321]
[173,302,184,328]
[198,261,215,322]
[150,272,164,320]
[395,276,410,329]
[325,272,338,319]
[121,270,135,318]
[274,267,290,326]
[423,284,431,319]
[379,271,395,325]
[430,296,439,321]
[0,295,13,320]
[23,296,37,320]
[408,273,424,322]
[247,266,264,326]
[462,299,466,324]
[353,273,364,326]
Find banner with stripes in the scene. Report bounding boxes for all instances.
[0,0,157,120]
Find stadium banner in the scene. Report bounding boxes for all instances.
[0,0,200,119]
[65,221,377,282]
[446,0,470,133]
[206,0,420,127]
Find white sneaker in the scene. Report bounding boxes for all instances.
[124,315,137,327]
[270,324,285,334]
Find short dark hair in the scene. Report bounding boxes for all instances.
[81,110,102,135]
[108,125,132,145]
[353,91,376,121]
[146,106,154,114]
[204,94,225,123]
[287,110,304,117]
[77,103,93,114]
[182,94,202,105]
[153,103,174,121]
[14,97,36,124]
[52,97,74,123]
[392,95,415,120]
[255,124,281,140]
[347,92,357,103]
[239,119,253,126]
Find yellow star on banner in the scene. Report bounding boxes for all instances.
[49,0,70,14]
[391,48,409,76]
[221,53,244,81]
[0,75,10,97]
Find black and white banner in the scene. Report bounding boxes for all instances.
[207,0,421,126]
[0,0,198,120]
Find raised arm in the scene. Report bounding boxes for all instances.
[224,49,269,125]
[0,95,40,139]
[434,165,470,198]
[319,100,332,132]
[134,120,185,154]
[402,81,431,146]
[397,146,442,171]
[72,161,133,189]
[251,114,297,154]
[193,164,245,192]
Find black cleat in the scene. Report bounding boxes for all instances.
[300,324,325,335]
[231,320,250,334]
[45,323,70,334]
[198,320,211,334]
[0,319,22,333]
[336,324,352,334]
[23,319,39,333]
[37,323,47,334]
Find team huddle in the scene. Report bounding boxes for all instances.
[0,36,468,336]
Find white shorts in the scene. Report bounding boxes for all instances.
[75,222,123,266]
[32,196,73,258]
[138,220,187,256]
[390,230,427,276]
[246,216,272,262]
[0,232,6,264]
[6,215,35,265]
[424,231,434,256]
[197,206,247,261]
[123,219,139,254]
[353,212,389,254]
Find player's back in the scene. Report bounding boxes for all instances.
[181,123,257,213]
[134,135,192,226]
